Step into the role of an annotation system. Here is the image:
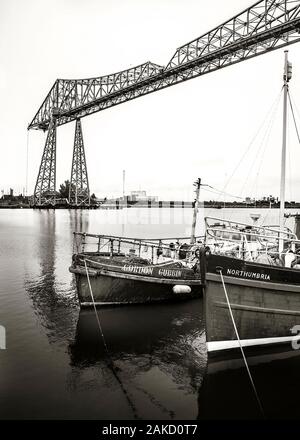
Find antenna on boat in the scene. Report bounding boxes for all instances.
[279,51,292,253]
[190,178,201,244]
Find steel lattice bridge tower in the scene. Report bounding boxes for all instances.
[69,119,90,206]
[29,0,300,207]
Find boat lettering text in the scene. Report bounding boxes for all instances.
[122,265,154,275]
[227,268,270,281]
[158,269,182,278]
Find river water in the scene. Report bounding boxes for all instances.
[0,207,300,420]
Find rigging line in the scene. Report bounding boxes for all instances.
[218,270,265,418]
[201,187,229,199]
[238,120,272,199]
[26,130,29,196]
[239,88,283,200]
[288,90,300,145]
[252,88,283,204]
[289,89,300,122]
[221,87,283,198]
[202,184,244,217]
[286,107,293,204]
[204,88,283,219]
[203,184,244,199]
[259,92,291,226]
[288,132,293,204]
[242,89,281,198]
[83,259,139,419]
[201,186,243,200]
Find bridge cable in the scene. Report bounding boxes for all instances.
[218,270,265,418]
[83,259,139,419]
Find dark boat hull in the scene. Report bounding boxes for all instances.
[198,342,300,419]
[204,254,300,354]
[70,259,202,306]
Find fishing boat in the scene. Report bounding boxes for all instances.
[69,234,205,306]
[69,180,205,306]
[203,51,300,356]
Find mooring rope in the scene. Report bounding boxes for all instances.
[84,259,110,354]
[83,259,139,419]
[218,270,265,418]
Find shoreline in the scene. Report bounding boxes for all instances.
[1,203,300,210]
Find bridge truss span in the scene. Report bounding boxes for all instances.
[166,0,300,69]
[29,0,300,131]
[29,0,300,207]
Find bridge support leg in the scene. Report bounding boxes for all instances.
[33,119,57,207]
[69,119,90,207]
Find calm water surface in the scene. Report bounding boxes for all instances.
[0,208,206,420]
[1,207,300,420]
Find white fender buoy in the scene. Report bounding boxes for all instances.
[172,285,192,294]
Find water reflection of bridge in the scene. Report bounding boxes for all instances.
[24,210,89,345]
[24,210,207,418]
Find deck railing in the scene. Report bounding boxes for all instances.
[73,232,204,264]
[204,216,300,262]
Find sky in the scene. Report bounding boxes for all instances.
[1,0,300,202]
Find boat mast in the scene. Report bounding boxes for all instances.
[279,51,292,253]
[190,178,201,244]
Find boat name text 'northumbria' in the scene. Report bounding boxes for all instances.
[227,268,270,281]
